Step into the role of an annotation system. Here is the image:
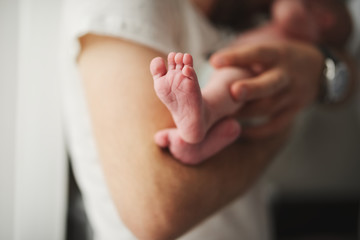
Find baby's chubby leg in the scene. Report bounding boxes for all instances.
[202,67,251,122]
[155,118,241,165]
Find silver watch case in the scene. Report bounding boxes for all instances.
[321,49,350,104]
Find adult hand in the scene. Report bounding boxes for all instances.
[210,40,324,139]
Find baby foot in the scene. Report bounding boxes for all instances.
[154,118,241,165]
[150,52,206,143]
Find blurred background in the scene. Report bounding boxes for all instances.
[0,0,359,240]
[0,0,66,239]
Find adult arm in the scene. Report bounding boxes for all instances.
[77,34,288,240]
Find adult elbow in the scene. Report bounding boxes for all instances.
[120,203,187,240]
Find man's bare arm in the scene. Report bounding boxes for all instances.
[78,34,288,240]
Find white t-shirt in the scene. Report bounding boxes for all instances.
[60,0,270,239]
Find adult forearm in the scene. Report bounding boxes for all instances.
[111,134,287,240]
[78,34,289,239]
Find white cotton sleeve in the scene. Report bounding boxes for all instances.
[61,0,181,56]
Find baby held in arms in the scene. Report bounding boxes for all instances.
[150,52,249,164]
[150,0,343,165]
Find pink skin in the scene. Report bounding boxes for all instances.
[150,52,251,164]
[151,52,206,144]
[155,118,241,165]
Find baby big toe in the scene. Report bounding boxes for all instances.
[150,57,167,78]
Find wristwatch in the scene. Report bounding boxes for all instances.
[318,46,350,104]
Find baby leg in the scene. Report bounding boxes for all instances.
[150,52,207,143]
[155,118,241,165]
[201,67,251,123]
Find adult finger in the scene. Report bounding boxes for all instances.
[210,44,282,68]
[230,69,290,101]
[241,107,297,139]
[235,92,291,118]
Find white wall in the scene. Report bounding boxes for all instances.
[0,0,19,239]
[0,0,67,239]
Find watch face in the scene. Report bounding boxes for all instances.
[330,62,350,102]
